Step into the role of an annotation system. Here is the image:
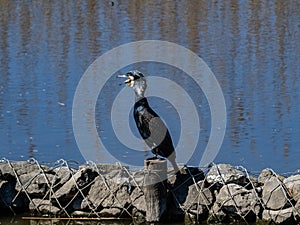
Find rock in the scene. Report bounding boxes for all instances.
[131,171,145,187]
[16,172,59,198]
[169,168,204,216]
[283,175,300,202]
[114,185,131,208]
[71,210,97,217]
[0,180,25,210]
[0,162,33,176]
[52,168,97,206]
[71,196,84,211]
[184,212,202,225]
[131,187,146,212]
[0,164,16,181]
[211,183,260,222]
[246,176,260,188]
[52,167,75,190]
[258,169,285,185]
[262,208,295,224]
[262,176,291,210]
[206,164,247,186]
[29,199,60,215]
[183,180,213,219]
[258,169,275,184]
[99,164,129,177]
[168,167,204,185]
[132,207,146,224]
[81,174,131,211]
[294,200,300,222]
[99,207,122,217]
[81,176,117,210]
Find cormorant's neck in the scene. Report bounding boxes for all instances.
[135,96,148,106]
[135,93,144,102]
[133,80,146,102]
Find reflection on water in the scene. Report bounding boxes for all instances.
[0,217,134,225]
[0,1,300,172]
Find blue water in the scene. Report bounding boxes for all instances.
[0,1,300,173]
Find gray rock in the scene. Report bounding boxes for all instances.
[262,176,290,210]
[170,169,204,216]
[0,164,16,180]
[211,183,260,222]
[247,176,260,188]
[258,169,275,184]
[131,187,146,212]
[52,168,97,206]
[29,199,60,215]
[81,174,131,211]
[294,200,300,222]
[81,176,117,210]
[132,207,146,224]
[283,174,300,202]
[131,171,145,187]
[185,212,204,225]
[262,207,295,224]
[183,180,213,217]
[71,210,98,217]
[114,185,131,208]
[99,207,122,217]
[206,164,247,186]
[258,169,285,185]
[16,173,59,198]
[0,161,35,176]
[52,167,75,189]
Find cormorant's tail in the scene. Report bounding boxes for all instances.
[168,152,180,174]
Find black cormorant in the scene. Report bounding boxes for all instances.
[118,70,179,173]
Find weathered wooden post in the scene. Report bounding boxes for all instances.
[144,158,168,223]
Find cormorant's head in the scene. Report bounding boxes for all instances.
[118,70,147,97]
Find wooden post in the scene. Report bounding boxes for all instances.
[144,158,167,223]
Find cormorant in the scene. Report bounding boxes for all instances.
[118,70,179,173]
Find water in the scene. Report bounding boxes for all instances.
[0,1,300,174]
[0,216,134,225]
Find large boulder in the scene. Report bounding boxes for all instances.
[210,183,260,222]
[0,161,42,180]
[258,169,285,185]
[52,167,75,190]
[99,207,123,217]
[169,167,204,216]
[183,180,213,214]
[15,172,59,198]
[80,175,111,210]
[262,208,295,224]
[258,169,275,184]
[206,164,247,186]
[29,199,60,215]
[294,200,300,222]
[283,175,300,202]
[131,187,146,212]
[81,175,131,211]
[262,176,291,210]
[51,168,97,206]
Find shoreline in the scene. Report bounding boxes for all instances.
[0,158,299,224]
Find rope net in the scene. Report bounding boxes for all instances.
[0,158,299,224]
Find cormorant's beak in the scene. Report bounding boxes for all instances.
[117,75,127,78]
[117,74,132,86]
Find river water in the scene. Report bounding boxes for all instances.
[0,1,300,174]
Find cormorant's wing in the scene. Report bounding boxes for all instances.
[134,107,175,157]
